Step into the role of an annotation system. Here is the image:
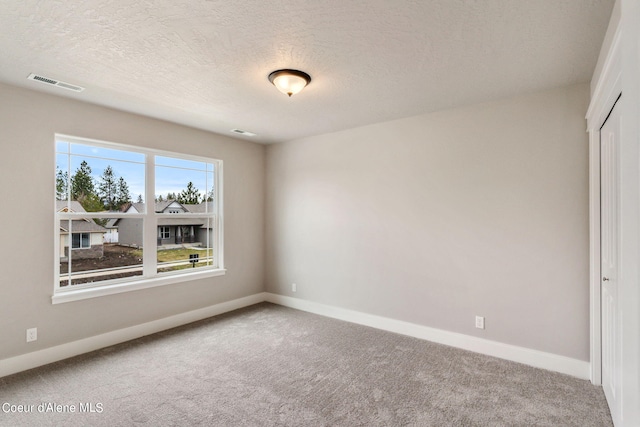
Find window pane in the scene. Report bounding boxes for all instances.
[59,218,144,287]
[70,233,91,249]
[56,153,70,202]
[71,233,80,249]
[56,140,70,154]
[56,142,146,211]
[68,143,145,163]
[155,156,206,170]
[155,158,214,207]
[159,226,170,239]
[157,218,215,274]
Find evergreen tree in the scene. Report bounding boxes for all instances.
[166,192,177,201]
[71,160,95,201]
[76,192,104,214]
[56,167,69,200]
[177,182,201,204]
[70,160,101,213]
[205,188,214,202]
[116,176,132,208]
[136,194,144,203]
[97,166,118,210]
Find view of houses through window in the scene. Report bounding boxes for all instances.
[55,136,222,293]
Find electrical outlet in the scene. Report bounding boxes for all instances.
[475,316,485,329]
[292,283,297,292]
[26,327,37,342]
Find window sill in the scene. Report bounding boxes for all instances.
[52,268,227,304]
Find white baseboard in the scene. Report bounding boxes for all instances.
[1,291,589,380]
[0,292,267,378]
[264,293,590,380]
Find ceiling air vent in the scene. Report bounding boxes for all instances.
[27,73,85,92]
[231,129,256,137]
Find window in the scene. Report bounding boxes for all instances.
[54,134,224,304]
[159,227,170,239]
[71,233,90,249]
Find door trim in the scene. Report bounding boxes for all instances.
[586,24,621,386]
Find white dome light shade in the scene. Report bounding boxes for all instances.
[268,69,311,97]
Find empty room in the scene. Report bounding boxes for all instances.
[1,1,639,426]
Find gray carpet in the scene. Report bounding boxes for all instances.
[0,303,612,426]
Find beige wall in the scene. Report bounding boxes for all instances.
[0,83,265,360]
[0,81,591,364]
[266,83,591,360]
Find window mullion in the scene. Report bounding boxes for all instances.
[216,160,224,269]
[142,154,157,276]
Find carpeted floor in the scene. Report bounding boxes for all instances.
[0,303,612,426]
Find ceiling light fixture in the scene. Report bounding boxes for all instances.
[268,69,311,97]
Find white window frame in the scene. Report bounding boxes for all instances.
[53,134,225,304]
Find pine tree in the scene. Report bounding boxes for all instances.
[136,194,144,203]
[56,167,69,200]
[77,193,105,213]
[177,182,201,204]
[116,177,132,208]
[71,160,95,201]
[205,188,214,202]
[70,160,101,213]
[97,165,118,210]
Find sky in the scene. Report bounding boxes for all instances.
[56,140,215,203]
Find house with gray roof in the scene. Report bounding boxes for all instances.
[57,200,107,260]
[114,200,213,249]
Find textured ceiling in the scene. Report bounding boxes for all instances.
[0,0,613,143]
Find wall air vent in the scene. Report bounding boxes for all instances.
[231,129,257,137]
[27,73,85,92]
